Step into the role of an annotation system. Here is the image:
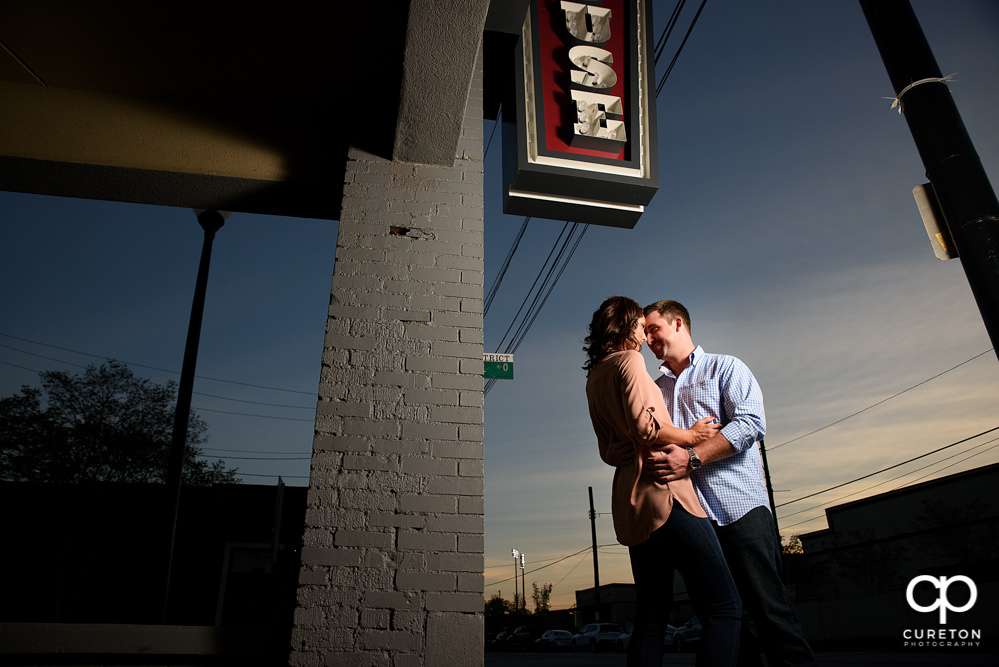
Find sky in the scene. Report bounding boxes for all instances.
[1,1,998,612]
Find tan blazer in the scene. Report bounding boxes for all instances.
[585,349,706,546]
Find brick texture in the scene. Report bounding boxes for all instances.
[289,45,485,666]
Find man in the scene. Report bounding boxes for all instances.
[642,299,814,667]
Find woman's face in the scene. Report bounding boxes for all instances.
[626,315,646,351]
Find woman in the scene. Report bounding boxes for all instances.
[584,296,741,667]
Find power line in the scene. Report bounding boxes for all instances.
[201,454,310,461]
[203,446,311,455]
[490,222,572,352]
[192,391,314,410]
[0,332,315,395]
[484,543,621,590]
[508,224,589,355]
[484,110,502,159]
[775,425,999,509]
[779,439,999,534]
[485,223,589,396]
[891,439,999,490]
[1,339,318,422]
[195,407,314,422]
[654,0,688,64]
[237,471,309,480]
[777,436,999,525]
[656,0,709,98]
[0,333,315,422]
[769,349,994,451]
[484,216,531,316]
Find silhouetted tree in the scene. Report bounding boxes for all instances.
[781,533,803,555]
[0,360,237,485]
[485,591,515,625]
[531,582,553,614]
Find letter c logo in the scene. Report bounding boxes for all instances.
[906,575,977,624]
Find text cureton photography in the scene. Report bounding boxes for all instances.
[903,575,983,649]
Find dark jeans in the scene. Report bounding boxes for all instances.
[714,506,816,667]
[628,503,742,667]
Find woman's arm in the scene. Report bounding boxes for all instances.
[652,415,720,446]
[618,351,720,447]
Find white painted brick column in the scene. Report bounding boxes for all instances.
[289,48,485,667]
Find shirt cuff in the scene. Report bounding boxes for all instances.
[720,422,759,453]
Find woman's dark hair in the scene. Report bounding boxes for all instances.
[583,296,644,374]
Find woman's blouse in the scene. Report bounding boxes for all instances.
[585,349,707,546]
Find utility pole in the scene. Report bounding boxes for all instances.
[860,0,999,362]
[759,439,781,547]
[588,486,601,621]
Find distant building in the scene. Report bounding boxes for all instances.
[569,464,999,650]
[0,482,305,663]
[574,575,699,631]
[794,463,999,647]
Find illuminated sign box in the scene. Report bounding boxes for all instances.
[503,0,658,229]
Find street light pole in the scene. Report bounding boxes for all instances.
[520,552,526,612]
[160,209,228,623]
[511,548,520,612]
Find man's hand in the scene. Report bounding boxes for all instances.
[604,438,636,467]
[643,444,691,483]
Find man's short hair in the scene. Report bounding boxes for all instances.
[643,299,691,333]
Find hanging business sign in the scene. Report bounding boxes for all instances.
[503,0,658,228]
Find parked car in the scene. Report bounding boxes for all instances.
[571,622,624,653]
[486,629,512,651]
[672,616,702,652]
[504,625,535,652]
[534,629,574,652]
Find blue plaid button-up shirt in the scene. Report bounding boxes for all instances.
[655,346,769,526]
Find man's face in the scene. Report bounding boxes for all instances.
[644,310,680,360]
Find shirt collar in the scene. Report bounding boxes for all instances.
[659,345,704,378]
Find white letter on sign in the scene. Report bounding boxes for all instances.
[568,46,617,90]
[571,91,626,144]
[561,2,612,44]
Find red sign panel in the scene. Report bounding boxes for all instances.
[503,0,658,228]
[536,0,628,160]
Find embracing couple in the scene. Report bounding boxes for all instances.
[583,297,815,667]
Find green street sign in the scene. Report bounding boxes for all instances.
[483,353,514,379]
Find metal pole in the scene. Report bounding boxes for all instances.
[160,209,225,622]
[860,0,999,362]
[512,549,519,612]
[759,439,781,546]
[588,486,601,621]
[520,553,526,612]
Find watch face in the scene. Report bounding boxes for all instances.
[688,448,701,468]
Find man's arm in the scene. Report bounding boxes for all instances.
[643,433,736,482]
[644,356,765,482]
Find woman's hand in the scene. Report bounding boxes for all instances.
[685,416,721,445]
[603,438,636,467]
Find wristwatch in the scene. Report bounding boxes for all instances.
[686,447,702,470]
